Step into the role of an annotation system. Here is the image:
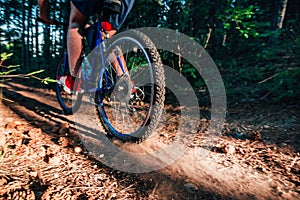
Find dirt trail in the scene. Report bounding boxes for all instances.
[1,80,299,199]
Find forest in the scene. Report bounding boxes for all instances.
[0,0,299,103]
[0,1,300,199]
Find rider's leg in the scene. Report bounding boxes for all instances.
[68,2,88,77]
[101,22,127,76]
[106,0,135,77]
[56,2,88,94]
[65,0,133,83]
[107,47,128,77]
[68,2,124,77]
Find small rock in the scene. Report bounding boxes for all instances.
[47,145,60,155]
[49,156,61,165]
[184,182,198,194]
[57,123,70,135]
[250,131,261,141]
[58,137,69,148]
[236,132,244,139]
[53,173,60,179]
[0,177,8,185]
[281,143,288,147]
[200,118,207,122]
[28,128,43,139]
[223,144,235,154]
[263,125,270,129]
[0,134,6,146]
[5,121,18,129]
[74,146,82,153]
[16,124,28,131]
[29,171,38,178]
[38,146,47,158]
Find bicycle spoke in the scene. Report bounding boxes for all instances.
[97,30,165,140]
[55,56,82,114]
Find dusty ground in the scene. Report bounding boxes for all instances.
[0,79,299,199]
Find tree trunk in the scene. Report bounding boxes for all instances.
[270,0,289,44]
[278,0,288,29]
[43,26,51,71]
[205,0,226,55]
[35,7,40,58]
[21,0,27,71]
[26,0,31,71]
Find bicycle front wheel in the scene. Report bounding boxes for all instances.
[55,54,83,114]
[96,30,165,141]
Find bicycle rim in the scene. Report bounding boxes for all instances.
[97,30,165,141]
[55,56,82,114]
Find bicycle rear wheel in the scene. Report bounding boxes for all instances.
[55,54,83,114]
[96,30,165,141]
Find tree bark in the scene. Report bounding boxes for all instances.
[26,0,31,70]
[35,7,40,58]
[270,0,289,44]
[278,0,288,29]
[21,0,27,70]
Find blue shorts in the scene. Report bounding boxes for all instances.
[71,0,135,30]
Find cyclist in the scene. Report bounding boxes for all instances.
[38,0,135,94]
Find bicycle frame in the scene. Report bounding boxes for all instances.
[56,20,166,140]
[81,20,127,95]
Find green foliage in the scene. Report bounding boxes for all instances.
[0,0,299,103]
[0,52,20,75]
[0,52,13,61]
[257,38,300,101]
[219,34,300,102]
[0,52,55,84]
[41,77,56,84]
[266,68,300,101]
[221,5,262,39]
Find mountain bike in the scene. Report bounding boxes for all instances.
[55,19,165,141]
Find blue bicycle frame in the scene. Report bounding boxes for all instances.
[82,20,127,95]
[60,20,127,95]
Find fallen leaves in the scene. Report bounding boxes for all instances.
[212,135,300,197]
[0,120,138,199]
